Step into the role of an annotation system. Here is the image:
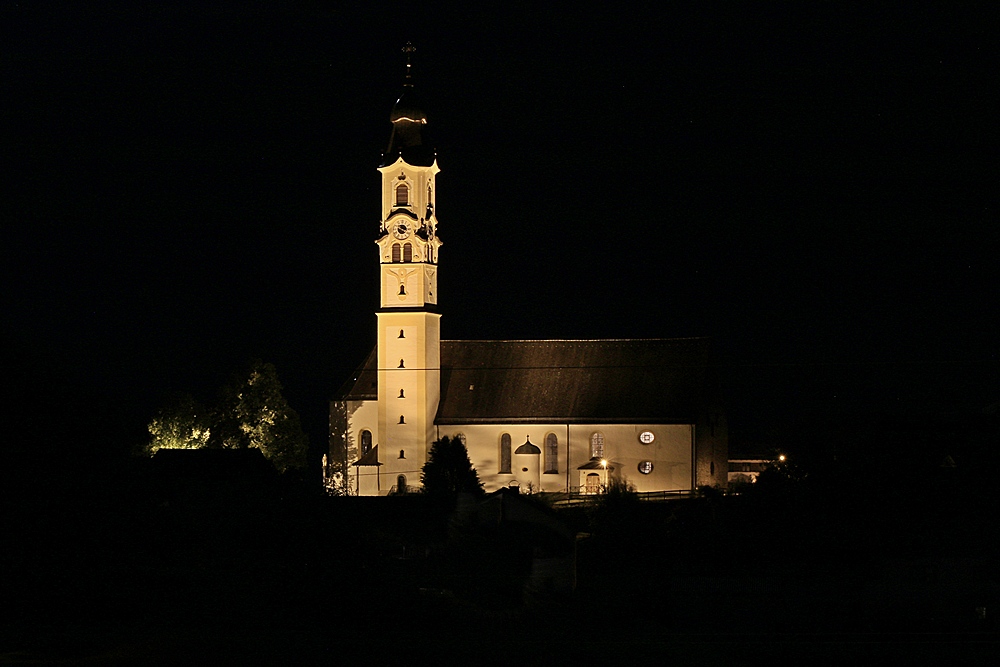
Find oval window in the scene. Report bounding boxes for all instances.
[638,430,655,444]
[638,461,653,475]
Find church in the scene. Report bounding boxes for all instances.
[327,51,727,497]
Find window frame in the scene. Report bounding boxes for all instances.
[395,183,409,206]
[499,433,512,474]
[544,433,558,474]
[590,432,605,459]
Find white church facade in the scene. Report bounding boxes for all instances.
[328,53,727,496]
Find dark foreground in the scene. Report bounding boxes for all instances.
[2,459,997,665]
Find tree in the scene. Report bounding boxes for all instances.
[144,392,211,456]
[420,436,484,499]
[143,360,308,473]
[323,401,350,495]
[211,360,308,473]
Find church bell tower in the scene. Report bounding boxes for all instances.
[374,44,441,489]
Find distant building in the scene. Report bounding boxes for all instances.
[151,448,279,504]
[327,48,727,496]
[727,459,771,486]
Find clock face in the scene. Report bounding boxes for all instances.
[392,222,411,240]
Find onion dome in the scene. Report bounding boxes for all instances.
[515,437,541,455]
[382,43,435,167]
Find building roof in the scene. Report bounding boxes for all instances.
[337,346,378,401]
[352,444,382,467]
[577,457,612,470]
[437,338,718,424]
[514,438,541,454]
[381,54,435,168]
[336,338,721,425]
[151,447,277,480]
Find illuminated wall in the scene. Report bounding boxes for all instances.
[437,423,695,494]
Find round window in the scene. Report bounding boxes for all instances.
[638,430,655,444]
[638,461,653,474]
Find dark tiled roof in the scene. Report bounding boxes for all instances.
[336,346,378,401]
[436,338,717,424]
[352,444,382,467]
[335,338,719,424]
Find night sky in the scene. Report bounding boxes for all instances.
[4,3,996,466]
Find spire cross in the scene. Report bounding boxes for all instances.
[403,42,416,81]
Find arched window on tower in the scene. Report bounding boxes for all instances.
[499,433,511,474]
[590,432,605,459]
[395,183,409,206]
[360,430,373,456]
[391,243,401,263]
[544,433,558,473]
[403,243,412,262]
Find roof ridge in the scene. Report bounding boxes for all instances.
[441,337,708,343]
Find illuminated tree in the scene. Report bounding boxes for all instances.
[145,392,212,456]
[323,401,351,495]
[210,360,308,473]
[420,436,484,499]
[143,361,308,473]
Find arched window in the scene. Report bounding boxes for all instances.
[395,183,409,206]
[397,474,407,494]
[403,243,412,262]
[391,243,401,263]
[544,433,558,473]
[360,430,373,456]
[590,432,605,459]
[499,433,511,474]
